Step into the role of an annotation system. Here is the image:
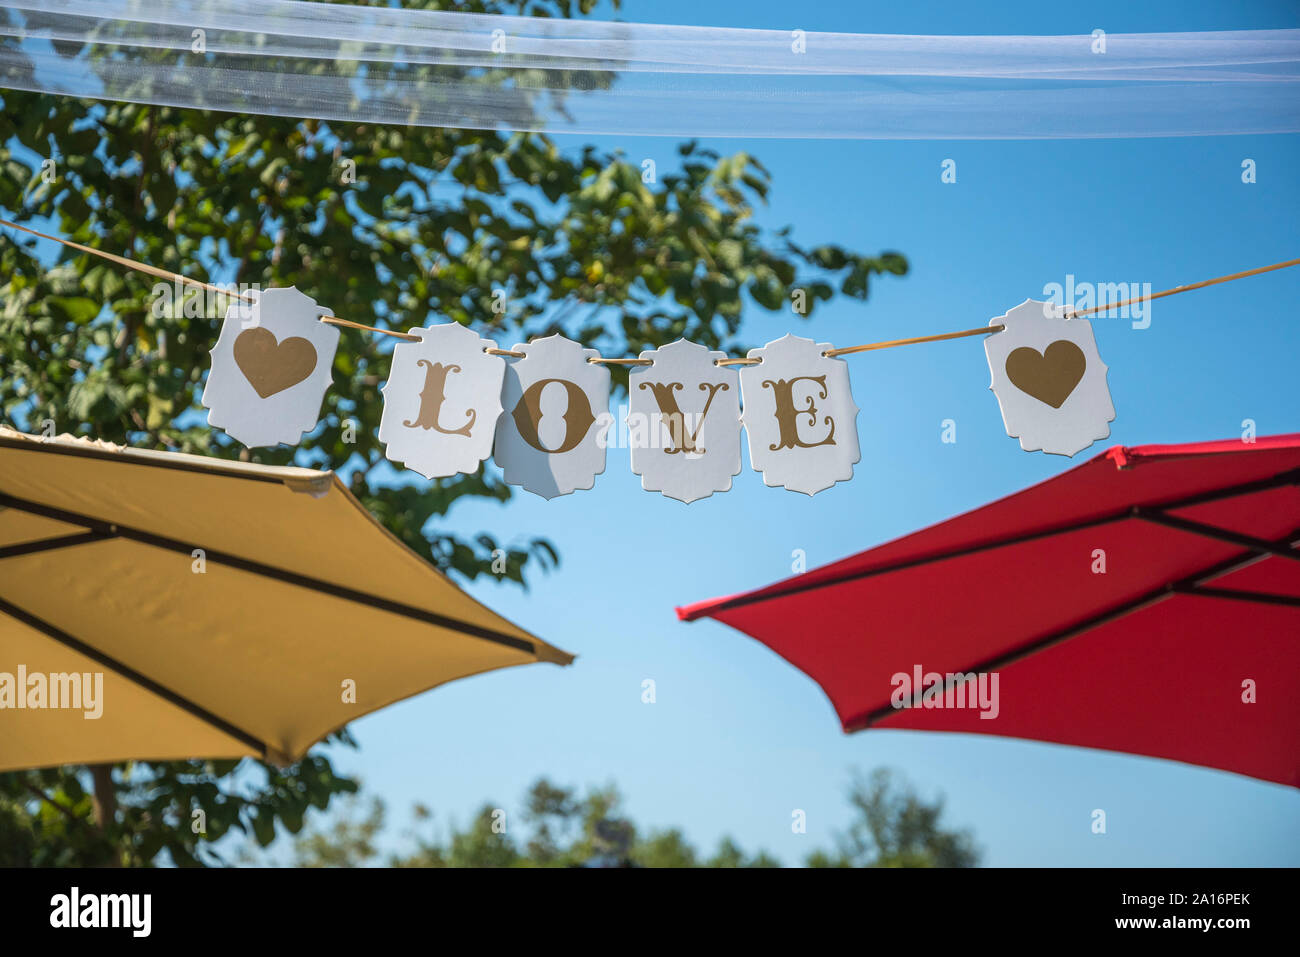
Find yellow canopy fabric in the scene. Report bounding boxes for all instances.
[0,427,572,771]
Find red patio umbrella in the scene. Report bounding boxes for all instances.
[678,435,1300,788]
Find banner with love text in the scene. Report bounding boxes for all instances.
[200,287,1115,501]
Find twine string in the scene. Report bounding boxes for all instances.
[2,217,1296,367]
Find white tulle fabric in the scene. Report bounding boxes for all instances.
[2,0,1297,138]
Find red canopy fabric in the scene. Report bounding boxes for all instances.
[679,435,1300,788]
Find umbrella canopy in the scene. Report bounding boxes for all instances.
[0,428,572,772]
[679,435,1300,788]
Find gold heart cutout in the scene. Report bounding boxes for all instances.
[233,327,318,399]
[1005,340,1086,409]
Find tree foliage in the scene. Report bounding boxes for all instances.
[288,770,976,868]
[806,768,980,868]
[0,0,906,865]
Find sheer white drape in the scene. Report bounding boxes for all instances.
[2,0,1297,137]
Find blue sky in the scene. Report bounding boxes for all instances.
[317,0,1300,865]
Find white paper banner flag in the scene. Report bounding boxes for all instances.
[629,339,741,504]
[739,334,861,496]
[378,323,505,479]
[493,334,611,499]
[985,299,1116,457]
[201,286,338,448]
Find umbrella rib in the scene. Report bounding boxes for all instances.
[0,531,116,560]
[0,434,287,485]
[850,532,1300,731]
[122,529,540,653]
[691,514,1128,618]
[847,588,1175,731]
[0,491,538,656]
[1133,508,1300,560]
[0,595,269,758]
[685,467,1300,619]
[1173,585,1300,608]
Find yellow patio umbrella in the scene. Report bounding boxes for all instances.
[0,427,572,773]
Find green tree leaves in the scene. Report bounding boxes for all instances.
[286,770,976,868]
[806,768,980,868]
[0,0,906,867]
